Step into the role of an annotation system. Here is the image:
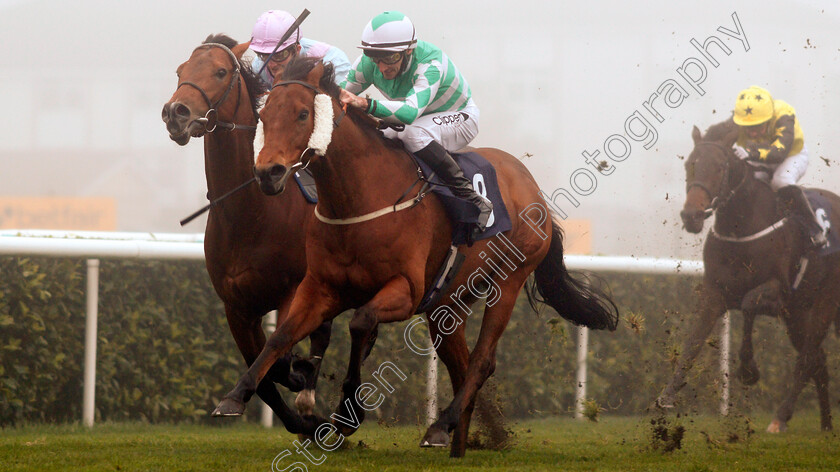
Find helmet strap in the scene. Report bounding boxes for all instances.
[397,50,413,76]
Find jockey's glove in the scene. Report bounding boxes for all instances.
[732,144,750,160]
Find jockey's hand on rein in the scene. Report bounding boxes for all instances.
[339,89,367,109]
[732,144,750,160]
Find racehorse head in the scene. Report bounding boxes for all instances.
[162,35,263,145]
[680,120,740,233]
[253,57,342,195]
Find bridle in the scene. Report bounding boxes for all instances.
[176,43,261,227]
[265,79,428,225]
[176,43,257,132]
[268,79,347,170]
[686,141,748,220]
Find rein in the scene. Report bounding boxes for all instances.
[177,43,261,226]
[686,141,748,220]
[176,43,257,133]
[690,141,788,243]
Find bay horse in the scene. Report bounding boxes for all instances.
[657,119,840,432]
[161,35,334,431]
[212,57,619,457]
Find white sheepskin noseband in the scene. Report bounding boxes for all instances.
[308,94,334,156]
[252,93,333,162]
[253,98,266,163]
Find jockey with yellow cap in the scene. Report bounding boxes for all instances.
[338,11,493,234]
[249,10,350,86]
[732,85,827,248]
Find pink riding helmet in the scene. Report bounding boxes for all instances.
[250,10,301,54]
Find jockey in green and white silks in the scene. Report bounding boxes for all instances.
[339,11,492,233]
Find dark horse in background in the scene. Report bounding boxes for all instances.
[161,35,333,429]
[212,57,619,457]
[658,119,840,432]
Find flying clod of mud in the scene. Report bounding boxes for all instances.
[648,414,685,453]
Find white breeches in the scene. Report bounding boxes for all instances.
[381,100,480,153]
[771,146,809,190]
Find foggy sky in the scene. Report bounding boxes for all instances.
[0,0,837,259]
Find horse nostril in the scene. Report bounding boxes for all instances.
[174,103,191,118]
[268,164,287,177]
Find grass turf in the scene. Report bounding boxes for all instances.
[2,412,839,471]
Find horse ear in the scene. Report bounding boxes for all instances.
[691,125,702,144]
[306,61,326,85]
[232,41,251,59]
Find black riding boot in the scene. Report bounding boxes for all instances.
[777,185,828,248]
[414,141,493,232]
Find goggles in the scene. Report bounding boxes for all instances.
[365,51,404,65]
[257,44,297,64]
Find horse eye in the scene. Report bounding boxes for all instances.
[298,109,309,121]
[216,68,227,78]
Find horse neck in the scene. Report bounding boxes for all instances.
[714,159,778,236]
[310,118,418,219]
[202,85,263,221]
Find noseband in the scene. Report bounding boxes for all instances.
[267,80,347,169]
[176,43,256,132]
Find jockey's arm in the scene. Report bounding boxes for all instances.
[354,63,442,125]
[749,114,796,163]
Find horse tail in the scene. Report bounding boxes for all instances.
[527,218,619,331]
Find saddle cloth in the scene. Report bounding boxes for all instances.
[293,169,318,204]
[803,189,840,257]
[415,151,512,246]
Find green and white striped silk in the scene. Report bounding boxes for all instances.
[341,40,472,125]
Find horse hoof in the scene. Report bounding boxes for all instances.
[212,398,245,417]
[292,358,316,378]
[420,426,450,448]
[766,419,787,433]
[295,389,316,417]
[655,396,675,409]
[285,372,307,392]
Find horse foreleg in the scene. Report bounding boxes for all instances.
[736,279,783,386]
[223,307,305,425]
[424,279,522,458]
[735,309,760,386]
[213,278,339,437]
[657,282,726,408]
[332,276,414,437]
[294,320,333,417]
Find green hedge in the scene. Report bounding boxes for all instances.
[1,257,836,427]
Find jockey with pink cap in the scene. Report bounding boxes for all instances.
[249,10,350,86]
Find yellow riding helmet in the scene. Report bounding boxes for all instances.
[733,86,774,126]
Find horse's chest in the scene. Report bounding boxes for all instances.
[314,242,407,292]
[706,250,777,295]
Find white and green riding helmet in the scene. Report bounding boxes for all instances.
[360,11,418,53]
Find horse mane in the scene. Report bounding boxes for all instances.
[202,34,268,119]
[703,115,738,142]
[280,56,405,149]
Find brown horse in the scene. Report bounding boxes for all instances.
[658,119,840,432]
[161,35,333,431]
[211,57,618,457]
